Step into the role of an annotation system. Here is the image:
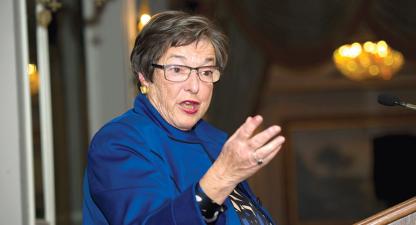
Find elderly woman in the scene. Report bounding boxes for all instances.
[83,11,285,225]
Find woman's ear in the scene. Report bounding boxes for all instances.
[138,73,150,94]
[138,73,149,87]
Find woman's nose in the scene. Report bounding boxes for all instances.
[184,70,200,93]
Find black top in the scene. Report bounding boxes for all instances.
[229,187,273,225]
[195,184,273,225]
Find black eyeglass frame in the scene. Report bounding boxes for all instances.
[151,63,222,83]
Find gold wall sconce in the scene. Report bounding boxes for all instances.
[28,64,40,95]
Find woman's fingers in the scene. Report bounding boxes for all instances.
[259,144,282,166]
[253,135,285,162]
[248,125,281,149]
[222,115,285,170]
[214,122,285,185]
[236,115,263,139]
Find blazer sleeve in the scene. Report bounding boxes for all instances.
[86,122,207,225]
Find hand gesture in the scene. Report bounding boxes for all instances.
[200,115,285,204]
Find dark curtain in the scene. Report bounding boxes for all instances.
[226,0,416,68]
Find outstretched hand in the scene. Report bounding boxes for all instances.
[199,115,285,204]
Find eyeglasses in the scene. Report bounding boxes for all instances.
[151,63,221,83]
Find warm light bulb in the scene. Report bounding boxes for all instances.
[363,41,376,53]
[140,14,151,25]
[349,43,362,57]
[137,0,151,30]
[138,13,151,31]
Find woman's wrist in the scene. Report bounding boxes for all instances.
[199,165,236,205]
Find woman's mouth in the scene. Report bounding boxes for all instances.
[179,100,200,114]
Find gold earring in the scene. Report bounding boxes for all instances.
[140,86,149,94]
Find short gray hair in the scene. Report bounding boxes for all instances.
[130,10,229,83]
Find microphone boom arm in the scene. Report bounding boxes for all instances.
[403,103,416,111]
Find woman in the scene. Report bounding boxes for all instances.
[83,11,285,225]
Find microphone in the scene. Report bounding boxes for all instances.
[378,93,416,111]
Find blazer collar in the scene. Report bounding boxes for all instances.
[134,94,214,144]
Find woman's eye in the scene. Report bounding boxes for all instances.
[201,70,213,76]
[171,66,182,73]
[166,66,184,74]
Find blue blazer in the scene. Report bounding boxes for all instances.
[83,94,275,225]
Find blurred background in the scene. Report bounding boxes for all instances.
[2,0,416,225]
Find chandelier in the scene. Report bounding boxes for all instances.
[333,41,404,81]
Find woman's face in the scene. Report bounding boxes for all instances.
[139,40,215,131]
